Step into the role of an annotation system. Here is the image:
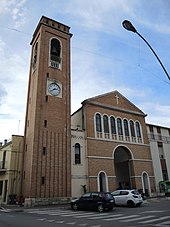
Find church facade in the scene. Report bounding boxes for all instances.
[71,91,155,198]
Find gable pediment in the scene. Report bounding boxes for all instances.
[82,90,146,116]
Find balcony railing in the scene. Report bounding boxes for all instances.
[96,132,143,144]
[148,133,170,143]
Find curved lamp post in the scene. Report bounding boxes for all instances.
[122,20,170,81]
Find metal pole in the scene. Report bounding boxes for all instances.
[136,31,170,81]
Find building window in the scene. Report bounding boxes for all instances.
[168,129,170,136]
[32,42,38,69]
[41,176,45,185]
[110,116,116,134]
[149,125,154,133]
[0,181,3,195]
[157,127,162,140]
[43,147,46,155]
[149,125,154,139]
[136,122,141,138]
[44,120,47,127]
[2,151,6,169]
[117,118,123,135]
[130,120,135,137]
[25,144,27,152]
[96,114,102,132]
[157,127,161,134]
[75,143,81,164]
[162,170,168,181]
[158,142,164,158]
[103,115,109,133]
[49,38,61,69]
[124,119,129,137]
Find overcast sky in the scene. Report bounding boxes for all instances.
[0,0,170,142]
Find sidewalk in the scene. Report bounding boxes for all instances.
[1,196,169,212]
[0,203,70,212]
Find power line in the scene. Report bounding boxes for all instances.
[0,25,31,36]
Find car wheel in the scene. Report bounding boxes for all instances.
[136,203,142,207]
[127,200,135,208]
[97,204,104,212]
[72,203,78,211]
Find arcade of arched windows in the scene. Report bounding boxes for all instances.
[95,113,143,144]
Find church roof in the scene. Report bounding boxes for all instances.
[81,90,147,117]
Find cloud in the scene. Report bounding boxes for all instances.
[140,102,170,127]
[0,85,7,106]
[58,0,137,34]
[0,0,28,28]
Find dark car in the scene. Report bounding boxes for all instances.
[71,192,115,212]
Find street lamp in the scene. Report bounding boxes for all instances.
[122,20,170,81]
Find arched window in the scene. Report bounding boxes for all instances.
[117,118,123,135]
[49,38,61,69]
[32,42,38,69]
[75,143,81,164]
[130,120,136,142]
[110,116,116,134]
[124,119,129,136]
[136,122,141,138]
[103,115,109,133]
[96,113,102,132]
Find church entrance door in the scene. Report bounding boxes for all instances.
[114,146,132,189]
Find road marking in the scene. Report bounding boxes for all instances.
[74,213,101,218]
[104,214,139,221]
[89,214,123,220]
[140,210,166,214]
[66,222,77,225]
[56,220,64,223]
[61,212,95,217]
[78,224,88,226]
[139,216,170,224]
[36,218,46,221]
[46,219,55,222]
[0,208,10,213]
[154,220,170,226]
[120,215,155,222]
[91,225,101,227]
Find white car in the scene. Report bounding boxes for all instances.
[111,189,143,207]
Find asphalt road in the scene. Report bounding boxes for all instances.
[0,198,170,227]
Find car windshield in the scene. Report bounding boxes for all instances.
[82,193,91,198]
[112,191,120,196]
[104,193,113,199]
[132,190,140,195]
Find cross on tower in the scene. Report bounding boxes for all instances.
[115,94,119,104]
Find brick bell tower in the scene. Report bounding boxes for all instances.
[22,16,72,205]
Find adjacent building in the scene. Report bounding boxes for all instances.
[0,135,24,205]
[147,124,170,193]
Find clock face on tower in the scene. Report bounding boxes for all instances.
[48,82,60,96]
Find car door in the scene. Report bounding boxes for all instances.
[78,193,92,209]
[91,192,101,209]
[119,190,129,205]
[112,190,121,205]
